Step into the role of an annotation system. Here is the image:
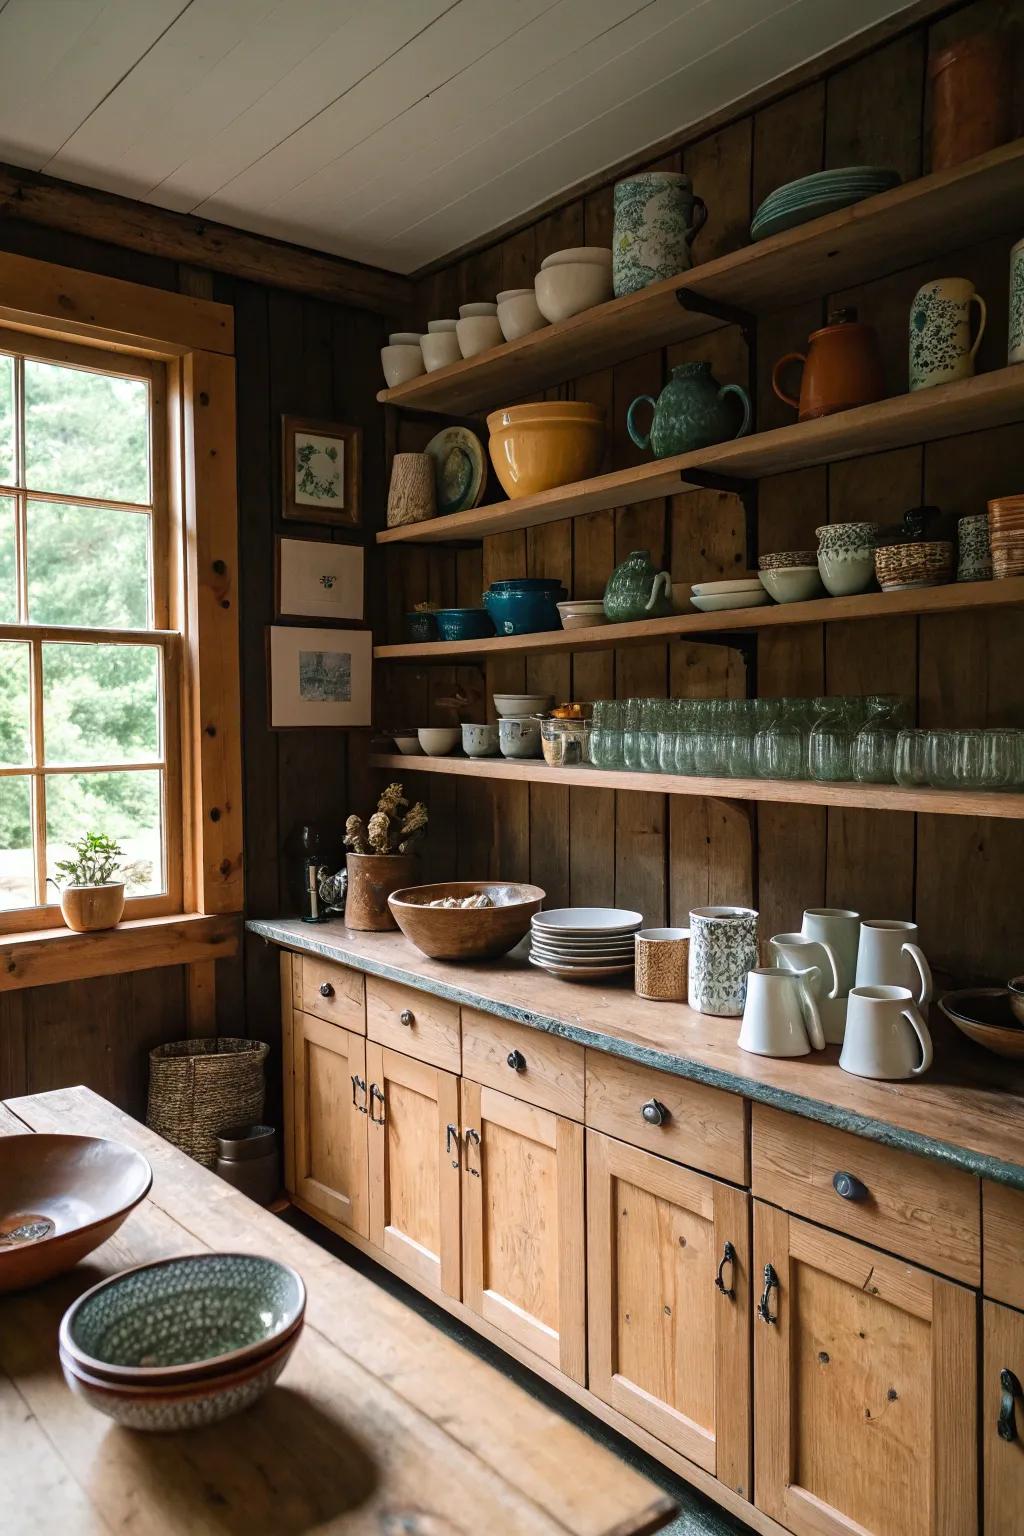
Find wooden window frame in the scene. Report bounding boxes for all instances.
[0,250,242,986]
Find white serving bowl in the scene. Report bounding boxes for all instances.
[381,344,425,387]
[456,315,503,358]
[557,599,608,630]
[817,550,876,597]
[540,247,613,270]
[417,726,461,756]
[534,262,613,323]
[497,290,548,341]
[421,331,461,371]
[499,718,541,759]
[690,577,763,596]
[388,331,423,345]
[459,302,497,317]
[427,318,458,332]
[758,565,825,603]
[393,734,423,755]
[690,590,769,613]
[493,692,553,718]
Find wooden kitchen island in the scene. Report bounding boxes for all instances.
[0,1086,676,1536]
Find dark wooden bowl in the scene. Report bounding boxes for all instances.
[388,881,545,960]
[0,1134,152,1293]
[939,989,1024,1059]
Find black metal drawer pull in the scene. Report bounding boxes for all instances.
[507,1049,526,1072]
[715,1241,736,1300]
[833,1170,868,1202]
[757,1262,779,1325]
[319,981,334,998]
[999,1368,1023,1442]
[400,1008,415,1026]
[641,1098,668,1126]
[350,1074,367,1114]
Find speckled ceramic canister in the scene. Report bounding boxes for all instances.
[909,277,987,390]
[1009,236,1024,365]
[612,172,708,297]
[635,928,689,1002]
[688,906,759,1017]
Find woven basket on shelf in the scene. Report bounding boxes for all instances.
[147,1037,269,1168]
[875,539,954,591]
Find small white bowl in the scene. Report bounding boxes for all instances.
[417,726,461,756]
[462,723,499,758]
[690,590,770,613]
[758,566,825,604]
[497,290,548,341]
[499,718,542,759]
[459,302,497,317]
[540,247,613,270]
[817,551,876,597]
[690,577,763,596]
[421,331,461,372]
[557,599,608,630]
[493,692,553,718]
[496,289,533,302]
[388,331,423,345]
[456,315,503,358]
[381,344,425,387]
[427,318,458,332]
[534,262,613,323]
[393,734,423,755]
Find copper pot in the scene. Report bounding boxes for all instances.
[344,852,418,931]
[929,32,1013,173]
[771,310,884,421]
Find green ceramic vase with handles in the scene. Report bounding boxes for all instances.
[603,549,673,622]
[626,361,752,459]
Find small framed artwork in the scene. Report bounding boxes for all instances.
[267,625,372,728]
[282,415,361,526]
[276,535,364,621]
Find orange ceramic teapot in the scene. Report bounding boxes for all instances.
[771,308,884,421]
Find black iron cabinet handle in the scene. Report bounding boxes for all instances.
[369,1083,386,1125]
[350,1074,367,1114]
[715,1241,736,1300]
[445,1123,461,1169]
[999,1368,1023,1442]
[758,1262,779,1324]
[464,1127,481,1177]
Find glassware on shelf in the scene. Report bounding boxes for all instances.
[658,699,682,773]
[623,698,642,770]
[852,695,911,784]
[894,728,930,787]
[639,698,663,773]
[807,696,858,782]
[590,699,624,769]
[757,698,810,780]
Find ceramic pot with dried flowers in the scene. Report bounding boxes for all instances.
[343,784,428,931]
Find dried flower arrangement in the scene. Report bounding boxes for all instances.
[343,783,428,857]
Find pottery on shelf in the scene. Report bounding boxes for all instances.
[612,172,707,296]
[957,513,992,581]
[603,548,672,621]
[483,577,567,635]
[493,692,553,718]
[772,308,884,420]
[486,402,605,500]
[433,607,494,641]
[420,329,461,371]
[534,262,612,323]
[381,343,425,388]
[626,362,751,459]
[456,314,502,357]
[816,521,880,596]
[688,905,759,1017]
[499,717,541,758]
[929,31,1013,173]
[909,277,986,391]
[424,427,486,516]
[404,610,439,643]
[462,723,499,758]
[386,453,436,527]
[496,288,548,341]
[1010,237,1024,366]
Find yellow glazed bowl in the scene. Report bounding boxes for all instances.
[486,402,605,500]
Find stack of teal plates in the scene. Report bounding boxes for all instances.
[750,166,900,242]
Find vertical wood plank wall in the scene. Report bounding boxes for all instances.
[0,225,387,1116]
[382,0,1024,987]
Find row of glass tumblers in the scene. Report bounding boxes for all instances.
[588,696,1024,788]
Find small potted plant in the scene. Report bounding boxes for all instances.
[52,833,126,933]
[343,784,427,931]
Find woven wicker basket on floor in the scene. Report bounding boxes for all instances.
[147,1038,269,1168]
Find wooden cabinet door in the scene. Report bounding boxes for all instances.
[586,1131,751,1494]
[365,1042,461,1299]
[461,1079,585,1384]
[983,1300,1024,1533]
[292,1012,369,1237]
[754,1201,976,1536]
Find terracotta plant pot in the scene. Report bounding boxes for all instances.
[345,852,417,931]
[60,882,126,933]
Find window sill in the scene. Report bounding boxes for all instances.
[0,912,239,992]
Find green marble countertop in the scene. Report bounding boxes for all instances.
[248,917,1024,1190]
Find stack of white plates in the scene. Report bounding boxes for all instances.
[529,908,642,980]
[689,577,768,614]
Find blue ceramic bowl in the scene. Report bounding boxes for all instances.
[404,611,439,643]
[483,579,567,636]
[434,607,496,642]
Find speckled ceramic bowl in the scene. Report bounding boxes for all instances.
[59,1252,306,1386]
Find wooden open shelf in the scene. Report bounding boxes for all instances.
[377,366,1024,545]
[375,577,1024,661]
[377,142,1024,418]
[369,753,1024,819]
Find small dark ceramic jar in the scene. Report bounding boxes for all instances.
[214,1124,280,1206]
[404,611,439,643]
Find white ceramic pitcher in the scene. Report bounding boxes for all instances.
[855,919,932,1005]
[770,929,848,1044]
[738,966,825,1058]
[839,985,933,1080]
[800,908,860,995]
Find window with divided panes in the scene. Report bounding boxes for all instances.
[0,334,180,929]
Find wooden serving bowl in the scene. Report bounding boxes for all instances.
[939,988,1024,1059]
[388,881,546,960]
[0,1134,151,1293]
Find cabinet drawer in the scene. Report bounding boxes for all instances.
[300,957,365,1032]
[365,976,460,1072]
[983,1181,1024,1308]
[752,1103,980,1285]
[585,1051,747,1185]
[461,1007,584,1119]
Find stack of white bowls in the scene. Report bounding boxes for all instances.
[456,302,502,358]
[689,577,768,613]
[529,908,642,980]
[497,287,548,341]
[381,331,425,387]
[535,248,613,323]
[420,318,460,372]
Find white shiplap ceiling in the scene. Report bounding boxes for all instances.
[0,0,914,274]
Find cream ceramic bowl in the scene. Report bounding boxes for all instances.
[497,289,548,341]
[427,318,458,332]
[458,302,497,317]
[393,734,423,755]
[381,343,425,387]
[540,247,613,270]
[758,566,825,603]
[417,726,461,756]
[486,401,605,499]
[456,315,503,358]
[557,599,608,630]
[499,717,541,759]
[534,262,613,323]
[388,331,423,345]
[493,692,553,718]
[421,331,461,371]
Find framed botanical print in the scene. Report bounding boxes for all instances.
[275,536,364,621]
[267,625,372,728]
[282,415,361,526]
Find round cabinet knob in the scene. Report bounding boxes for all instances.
[400,1009,415,1027]
[641,1098,668,1126]
[319,982,334,999]
[507,1050,526,1073]
[833,1170,868,1202]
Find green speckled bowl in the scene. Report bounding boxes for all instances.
[59,1251,305,1385]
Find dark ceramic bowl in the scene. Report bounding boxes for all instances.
[434,607,496,642]
[1009,975,1024,1026]
[404,611,439,643]
[483,580,567,635]
[939,988,1024,1059]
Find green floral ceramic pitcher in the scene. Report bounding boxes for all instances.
[627,362,752,459]
[603,549,672,621]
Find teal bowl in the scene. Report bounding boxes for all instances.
[434,607,495,641]
[59,1251,306,1385]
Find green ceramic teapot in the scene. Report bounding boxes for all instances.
[626,361,751,459]
[603,549,672,622]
